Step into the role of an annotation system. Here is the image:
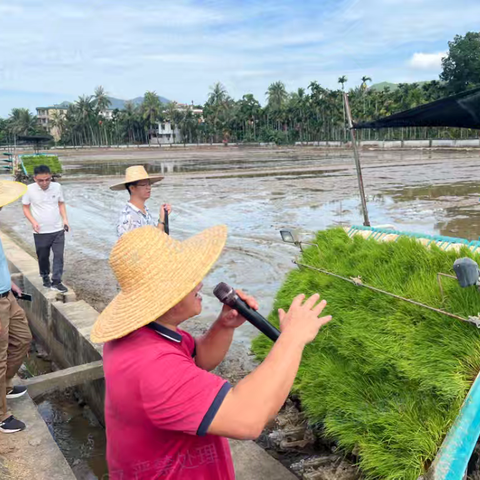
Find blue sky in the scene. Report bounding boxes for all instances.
[0,0,479,117]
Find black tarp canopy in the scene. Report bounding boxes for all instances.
[354,86,480,130]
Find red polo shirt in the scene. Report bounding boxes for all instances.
[103,323,235,480]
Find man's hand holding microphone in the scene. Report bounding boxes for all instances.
[207,287,332,440]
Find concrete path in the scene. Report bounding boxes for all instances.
[0,393,76,480]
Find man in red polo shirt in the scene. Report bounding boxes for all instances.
[92,226,331,479]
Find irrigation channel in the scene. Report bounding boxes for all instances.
[4,145,480,479]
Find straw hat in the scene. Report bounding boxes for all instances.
[91,224,228,343]
[109,165,164,191]
[0,180,27,208]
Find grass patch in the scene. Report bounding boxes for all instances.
[21,155,62,175]
[252,228,480,479]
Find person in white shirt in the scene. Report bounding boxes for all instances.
[22,165,69,293]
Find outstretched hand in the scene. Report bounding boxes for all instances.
[278,293,332,345]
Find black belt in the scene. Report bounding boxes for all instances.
[0,291,10,298]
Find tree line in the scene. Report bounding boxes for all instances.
[1,31,479,146]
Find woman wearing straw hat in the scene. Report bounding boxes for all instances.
[92,225,331,479]
[111,165,172,237]
[0,180,33,434]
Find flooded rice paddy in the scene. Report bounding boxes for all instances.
[4,147,480,331]
[3,146,480,479]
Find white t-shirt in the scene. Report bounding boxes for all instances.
[22,182,65,234]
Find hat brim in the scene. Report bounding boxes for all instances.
[0,181,27,208]
[109,175,164,191]
[90,225,228,343]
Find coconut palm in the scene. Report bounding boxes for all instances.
[205,83,232,142]
[266,81,288,110]
[360,76,372,90]
[360,76,372,116]
[49,110,65,142]
[238,94,261,141]
[9,108,38,136]
[337,76,348,140]
[94,86,112,145]
[207,82,228,106]
[75,95,96,144]
[141,91,163,144]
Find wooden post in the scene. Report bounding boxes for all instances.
[343,92,371,227]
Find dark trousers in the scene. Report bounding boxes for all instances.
[33,230,65,284]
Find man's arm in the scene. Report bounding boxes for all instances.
[58,202,69,229]
[22,204,40,233]
[207,293,332,440]
[195,321,235,371]
[195,290,256,371]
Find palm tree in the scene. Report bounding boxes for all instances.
[238,94,261,141]
[142,91,163,145]
[49,110,65,142]
[94,86,112,145]
[9,108,38,136]
[360,76,372,90]
[338,76,348,140]
[121,101,139,144]
[266,81,288,110]
[76,95,96,144]
[207,82,228,106]
[266,81,288,133]
[360,76,372,116]
[164,102,182,143]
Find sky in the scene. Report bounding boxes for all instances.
[0,0,479,117]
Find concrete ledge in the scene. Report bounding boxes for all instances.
[23,361,104,399]
[0,393,76,480]
[230,440,297,480]
[403,140,430,147]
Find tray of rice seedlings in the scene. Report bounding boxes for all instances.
[15,154,62,183]
[252,227,480,480]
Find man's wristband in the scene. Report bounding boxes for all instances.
[158,220,165,225]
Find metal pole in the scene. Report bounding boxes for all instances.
[344,92,370,227]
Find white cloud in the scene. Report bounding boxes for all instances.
[0,0,479,116]
[409,52,446,70]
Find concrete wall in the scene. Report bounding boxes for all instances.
[1,231,105,423]
[294,139,480,148]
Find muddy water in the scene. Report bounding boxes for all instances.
[4,147,480,479]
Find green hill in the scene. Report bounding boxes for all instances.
[370,80,433,92]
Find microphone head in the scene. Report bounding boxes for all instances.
[213,282,236,306]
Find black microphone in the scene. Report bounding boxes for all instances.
[213,282,280,342]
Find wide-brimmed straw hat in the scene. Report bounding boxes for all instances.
[109,165,164,191]
[91,224,228,343]
[0,180,27,208]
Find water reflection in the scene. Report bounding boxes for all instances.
[381,181,480,240]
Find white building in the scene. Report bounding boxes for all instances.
[153,104,203,145]
[154,122,183,144]
[36,102,114,140]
